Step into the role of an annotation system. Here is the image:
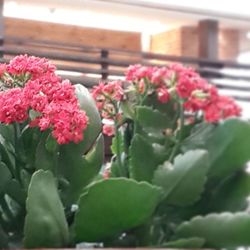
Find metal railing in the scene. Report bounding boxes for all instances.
[1,36,250,102]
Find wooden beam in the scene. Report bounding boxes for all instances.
[198,20,218,60]
[4,17,141,51]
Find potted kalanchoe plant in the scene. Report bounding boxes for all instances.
[0,55,104,248]
[0,55,250,249]
[91,64,250,248]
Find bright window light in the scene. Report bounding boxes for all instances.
[3,1,168,34]
[56,70,83,77]
[140,0,250,17]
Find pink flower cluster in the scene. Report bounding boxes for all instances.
[6,54,56,78]
[125,63,241,123]
[126,64,172,103]
[92,81,124,136]
[0,55,88,144]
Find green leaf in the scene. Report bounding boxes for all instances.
[45,134,58,153]
[0,123,14,144]
[153,150,209,206]
[59,134,104,205]
[111,132,124,155]
[0,134,15,176]
[145,95,177,119]
[0,162,12,194]
[19,127,41,169]
[121,100,135,119]
[35,132,57,172]
[56,85,103,206]
[74,178,161,242]
[0,225,8,248]
[163,237,205,248]
[24,170,69,248]
[175,212,250,247]
[129,134,162,182]
[181,123,215,151]
[208,171,250,212]
[110,160,120,177]
[5,179,26,206]
[74,84,102,154]
[183,119,250,180]
[136,106,171,130]
[206,119,250,179]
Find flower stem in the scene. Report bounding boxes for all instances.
[13,123,23,187]
[115,124,126,177]
[169,102,185,162]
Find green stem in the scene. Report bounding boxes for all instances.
[140,78,150,105]
[115,125,124,176]
[13,123,23,187]
[169,102,185,162]
[133,78,149,137]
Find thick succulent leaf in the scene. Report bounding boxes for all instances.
[35,132,57,171]
[0,162,12,194]
[74,178,161,242]
[175,212,250,247]
[24,170,69,248]
[0,225,8,248]
[19,127,41,169]
[111,132,124,155]
[145,95,177,119]
[163,237,205,248]
[121,100,135,119]
[206,119,250,179]
[153,150,209,206]
[110,160,120,177]
[183,119,250,179]
[74,84,102,154]
[136,106,171,129]
[129,134,163,182]
[5,179,26,206]
[181,123,215,151]
[59,134,104,205]
[208,171,250,212]
[0,135,15,176]
[0,123,14,145]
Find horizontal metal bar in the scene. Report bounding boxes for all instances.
[4,36,250,70]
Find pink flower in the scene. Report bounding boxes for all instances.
[137,80,145,94]
[183,84,218,112]
[0,64,6,77]
[125,64,153,81]
[92,81,124,103]
[150,67,171,86]
[103,167,110,179]
[91,82,105,110]
[169,63,198,78]
[176,77,197,99]
[91,81,124,120]
[0,55,89,144]
[103,81,124,101]
[156,87,170,103]
[0,88,29,124]
[40,102,89,144]
[7,55,56,78]
[125,64,142,81]
[103,124,115,136]
[204,95,241,122]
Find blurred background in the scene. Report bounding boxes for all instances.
[1,0,250,116]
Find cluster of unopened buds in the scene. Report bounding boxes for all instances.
[0,55,88,144]
[92,81,124,136]
[92,63,241,136]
